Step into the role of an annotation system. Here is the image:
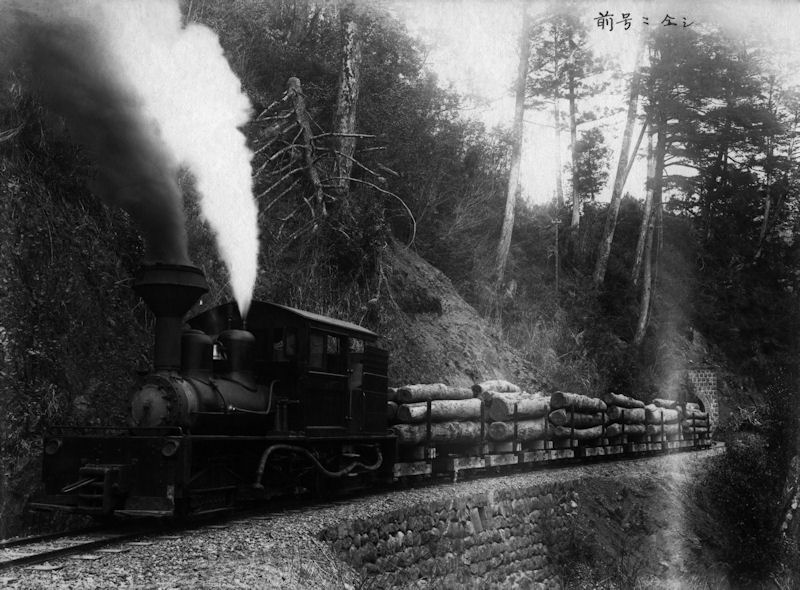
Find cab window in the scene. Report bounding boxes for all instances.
[273,327,297,362]
[309,332,324,368]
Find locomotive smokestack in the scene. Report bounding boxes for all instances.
[134,264,208,372]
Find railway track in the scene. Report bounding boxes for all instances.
[0,522,178,572]
[0,441,724,576]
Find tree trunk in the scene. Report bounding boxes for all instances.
[392,421,482,445]
[632,128,657,285]
[633,120,666,347]
[633,214,654,347]
[593,37,644,286]
[286,77,326,213]
[495,7,530,283]
[396,383,474,404]
[488,419,547,442]
[553,98,565,208]
[569,74,579,229]
[332,3,363,196]
[548,409,604,428]
[396,399,482,423]
[488,395,550,421]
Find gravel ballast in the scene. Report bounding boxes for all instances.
[0,448,723,589]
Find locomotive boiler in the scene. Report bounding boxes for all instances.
[33,264,395,517]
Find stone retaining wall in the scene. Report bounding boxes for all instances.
[320,482,579,589]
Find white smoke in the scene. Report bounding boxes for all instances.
[8,0,259,316]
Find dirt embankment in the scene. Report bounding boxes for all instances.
[376,244,543,391]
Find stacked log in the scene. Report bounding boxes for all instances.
[548,392,607,441]
[396,383,473,404]
[391,383,484,445]
[605,406,646,424]
[550,391,607,413]
[548,409,603,428]
[644,404,680,424]
[471,380,521,399]
[396,398,482,423]
[487,394,549,422]
[488,419,547,442]
[602,392,646,440]
[603,392,645,410]
[652,398,679,410]
[682,407,710,435]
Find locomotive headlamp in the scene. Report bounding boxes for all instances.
[44,438,62,455]
[161,438,180,458]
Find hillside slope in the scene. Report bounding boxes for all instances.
[375,243,543,391]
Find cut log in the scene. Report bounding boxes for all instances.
[548,409,604,428]
[605,423,646,437]
[391,421,482,445]
[645,405,679,424]
[550,391,607,413]
[682,418,710,429]
[686,402,701,411]
[606,406,646,424]
[477,389,518,403]
[387,401,398,421]
[396,383,474,404]
[489,395,550,421]
[550,424,603,440]
[603,392,645,409]
[488,419,547,442]
[682,425,709,435]
[684,408,708,420]
[471,380,521,396]
[387,387,399,402]
[652,398,678,409]
[646,423,681,436]
[396,399,482,423]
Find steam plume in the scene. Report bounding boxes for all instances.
[5,0,259,315]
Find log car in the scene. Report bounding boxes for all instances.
[32,265,396,518]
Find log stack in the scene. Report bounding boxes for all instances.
[474,380,549,444]
[390,383,481,445]
[682,406,710,436]
[387,379,711,458]
[602,392,646,439]
[548,391,608,443]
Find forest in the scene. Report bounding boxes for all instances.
[1,0,800,586]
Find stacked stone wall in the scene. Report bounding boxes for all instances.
[687,369,719,431]
[320,482,579,589]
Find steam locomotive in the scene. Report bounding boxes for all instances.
[31,264,711,519]
[32,264,395,517]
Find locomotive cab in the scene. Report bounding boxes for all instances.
[188,300,389,436]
